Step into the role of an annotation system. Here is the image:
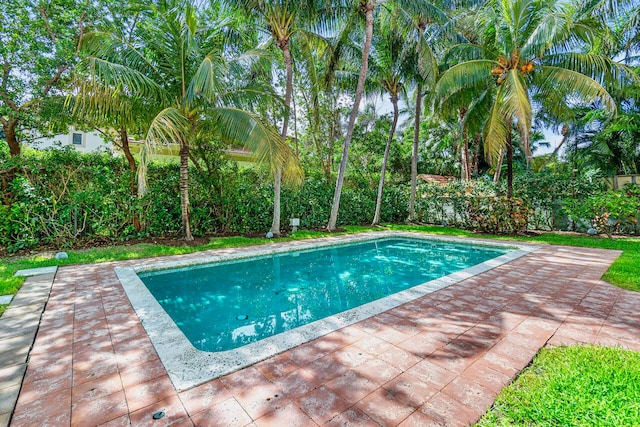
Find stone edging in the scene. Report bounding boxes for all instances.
[0,268,57,426]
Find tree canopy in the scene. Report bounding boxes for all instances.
[1,0,638,237]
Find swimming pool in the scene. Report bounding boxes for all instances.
[115,232,538,390]
[138,237,509,352]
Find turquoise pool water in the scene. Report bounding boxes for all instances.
[138,237,510,352]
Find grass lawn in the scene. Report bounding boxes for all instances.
[476,345,640,426]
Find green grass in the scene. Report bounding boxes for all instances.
[476,345,640,426]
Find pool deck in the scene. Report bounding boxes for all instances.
[3,234,639,426]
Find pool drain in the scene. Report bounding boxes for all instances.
[236,314,249,321]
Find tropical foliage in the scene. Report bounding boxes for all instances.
[1,0,639,250]
[77,0,299,240]
[0,0,94,156]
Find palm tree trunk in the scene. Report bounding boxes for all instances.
[179,141,193,241]
[328,101,340,178]
[270,41,294,237]
[373,95,399,225]
[459,108,470,181]
[327,1,375,231]
[408,83,422,222]
[537,124,569,171]
[506,132,513,199]
[523,134,533,169]
[292,91,299,157]
[493,149,504,184]
[471,134,481,175]
[120,127,138,197]
[119,127,141,231]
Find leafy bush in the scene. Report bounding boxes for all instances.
[1,148,635,252]
[563,185,640,237]
[413,172,607,234]
[511,170,606,230]
[0,150,409,251]
[466,196,531,234]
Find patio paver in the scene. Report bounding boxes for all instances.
[0,273,56,427]
[5,236,638,426]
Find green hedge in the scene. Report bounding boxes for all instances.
[0,149,408,252]
[413,172,606,233]
[0,148,623,252]
[562,185,640,236]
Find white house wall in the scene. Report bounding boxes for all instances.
[30,130,113,153]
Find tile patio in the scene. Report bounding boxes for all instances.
[3,235,638,426]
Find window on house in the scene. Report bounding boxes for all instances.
[72,132,83,145]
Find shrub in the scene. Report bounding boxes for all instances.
[563,186,640,237]
[1,147,633,252]
[466,196,532,234]
[0,149,406,251]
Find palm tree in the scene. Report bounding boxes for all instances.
[370,13,409,225]
[237,1,320,237]
[327,0,376,231]
[397,2,442,221]
[436,0,631,196]
[71,2,154,230]
[82,0,297,240]
[295,6,362,181]
[326,0,441,229]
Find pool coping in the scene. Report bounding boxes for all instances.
[115,231,539,391]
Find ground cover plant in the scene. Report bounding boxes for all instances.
[476,345,640,426]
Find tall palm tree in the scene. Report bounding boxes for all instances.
[326,0,440,229]
[295,6,362,181]
[237,1,319,237]
[327,0,376,231]
[82,0,296,240]
[370,13,409,225]
[436,0,631,195]
[398,2,442,221]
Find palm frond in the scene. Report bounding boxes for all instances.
[501,70,532,156]
[435,60,495,106]
[82,31,163,82]
[146,107,190,148]
[187,54,227,105]
[521,10,567,59]
[483,87,510,165]
[542,52,639,89]
[228,48,273,76]
[78,56,169,104]
[464,88,494,135]
[535,65,617,114]
[442,43,490,67]
[210,107,302,185]
[216,87,283,113]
